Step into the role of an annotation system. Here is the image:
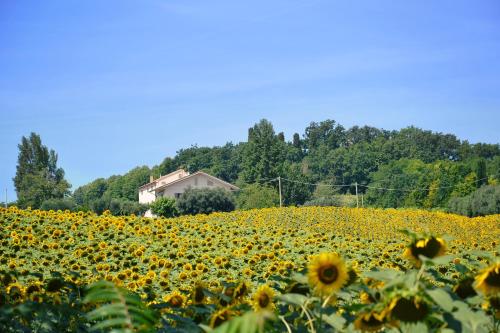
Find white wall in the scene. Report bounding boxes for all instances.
[158,173,235,199]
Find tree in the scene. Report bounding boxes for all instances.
[177,187,235,215]
[150,197,179,218]
[241,119,286,183]
[40,198,77,211]
[447,185,500,217]
[235,184,279,210]
[13,133,70,208]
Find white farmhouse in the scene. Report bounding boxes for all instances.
[138,169,239,217]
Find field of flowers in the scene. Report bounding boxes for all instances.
[1,206,499,332]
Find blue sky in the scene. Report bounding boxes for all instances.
[1,0,499,200]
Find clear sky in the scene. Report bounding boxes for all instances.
[1,0,499,201]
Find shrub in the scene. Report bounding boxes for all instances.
[150,197,179,218]
[90,197,148,216]
[447,184,500,217]
[303,196,341,207]
[177,187,235,215]
[40,198,77,211]
[236,183,279,210]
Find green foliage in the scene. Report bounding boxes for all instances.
[241,119,287,183]
[83,280,158,333]
[303,197,341,207]
[150,197,179,218]
[447,184,500,217]
[13,132,71,208]
[73,118,500,211]
[40,197,77,211]
[235,184,279,210]
[177,187,235,215]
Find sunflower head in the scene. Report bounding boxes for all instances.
[251,284,275,312]
[164,290,186,308]
[387,296,429,323]
[307,253,348,295]
[353,309,388,332]
[453,277,477,299]
[475,263,500,296]
[190,282,206,304]
[209,307,235,328]
[404,237,446,267]
[234,281,251,300]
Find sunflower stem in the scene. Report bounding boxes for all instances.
[318,294,324,332]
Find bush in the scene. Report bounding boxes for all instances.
[303,196,341,207]
[150,197,179,218]
[177,187,235,215]
[236,183,279,210]
[447,184,500,217]
[89,197,148,216]
[40,198,77,211]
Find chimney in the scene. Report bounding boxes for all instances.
[150,175,154,183]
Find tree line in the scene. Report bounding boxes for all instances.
[11,119,500,216]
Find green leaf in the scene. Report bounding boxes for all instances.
[421,254,455,266]
[426,289,454,312]
[276,293,308,306]
[291,273,308,285]
[363,269,403,282]
[322,313,346,331]
[90,317,132,331]
[212,311,269,333]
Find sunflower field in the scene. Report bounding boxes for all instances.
[1,206,499,332]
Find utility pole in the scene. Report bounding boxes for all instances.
[361,194,364,208]
[355,182,359,208]
[278,176,282,208]
[4,188,7,208]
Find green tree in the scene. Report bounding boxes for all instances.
[241,119,286,183]
[235,183,279,210]
[447,185,500,217]
[150,197,179,218]
[177,187,235,215]
[13,133,71,208]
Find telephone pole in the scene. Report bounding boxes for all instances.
[4,188,7,208]
[355,182,359,208]
[278,176,282,208]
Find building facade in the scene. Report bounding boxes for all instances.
[138,169,239,216]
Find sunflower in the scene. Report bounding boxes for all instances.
[234,281,251,300]
[387,296,428,323]
[190,282,206,304]
[353,309,388,332]
[209,307,235,328]
[475,262,500,296]
[403,237,446,267]
[307,253,348,295]
[251,284,275,312]
[453,277,477,299]
[164,290,186,308]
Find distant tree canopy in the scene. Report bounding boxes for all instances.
[13,133,71,209]
[71,119,500,215]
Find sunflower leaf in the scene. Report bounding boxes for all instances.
[276,293,308,307]
[426,289,454,312]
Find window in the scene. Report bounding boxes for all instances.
[158,191,164,197]
[194,178,198,186]
[207,180,214,186]
[174,193,181,198]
